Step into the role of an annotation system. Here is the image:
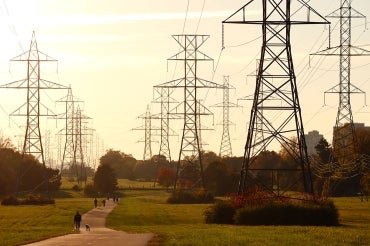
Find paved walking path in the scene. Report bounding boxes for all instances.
[24,199,154,246]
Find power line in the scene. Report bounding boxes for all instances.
[195,0,206,34]
[0,0,24,52]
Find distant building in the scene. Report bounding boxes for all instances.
[305,130,323,155]
[332,122,370,150]
[354,123,370,131]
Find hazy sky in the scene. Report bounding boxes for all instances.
[0,0,369,162]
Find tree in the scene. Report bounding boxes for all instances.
[100,149,136,179]
[93,164,118,194]
[202,151,221,170]
[314,137,331,164]
[157,167,176,189]
[204,161,237,195]
[134,160,158,181]
[0,147,61,195]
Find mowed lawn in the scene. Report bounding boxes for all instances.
[107,190,370,246]
[0,198,92,246]
[0,188,368,246]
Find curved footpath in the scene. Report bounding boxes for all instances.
[24,199,154,246]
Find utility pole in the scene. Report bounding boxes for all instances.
[0,32,68,193]
[211,76,237,157]
[156,35,223,191]
[223,0,328,195]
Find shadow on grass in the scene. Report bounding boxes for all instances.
[50,190,74,198]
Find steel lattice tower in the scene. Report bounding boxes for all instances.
[44,130,51,168]
[311,0,370,173]
[152,87,177,161]
[0,32,67,165]
[134,105,159,161]
[212,76,237,157]
[56,88,83,176]
[73,105,85,184]
[143,105,153,161]
[223,0,328,195]
[156,35,223,190]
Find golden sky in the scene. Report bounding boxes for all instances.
[0,0,369,163]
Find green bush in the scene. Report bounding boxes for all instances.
[204,201,235,224]
[234,201,339,226]
[167,188,214,204]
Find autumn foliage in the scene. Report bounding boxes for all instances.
[157,167,176,189]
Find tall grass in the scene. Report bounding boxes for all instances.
[107,190,370,246]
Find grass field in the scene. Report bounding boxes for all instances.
[0,198,93,246]
[60,177,158,190]
[106,190,370,246]
[1,181,369,246]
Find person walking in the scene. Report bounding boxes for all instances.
[94,198,98,208]
[74,211,82,231]
[102,199,106,207]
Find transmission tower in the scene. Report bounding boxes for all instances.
[309,0,370,197]
[56,88,83,176]
[152,87,178,161]
[0,32,67,192]
[44,130,51,168]
[211,76,237,157]
[223,0,328,195]
[133,105,159,161]
[311,0,370,176]
[155,35,223,190]
[72,105,84,183]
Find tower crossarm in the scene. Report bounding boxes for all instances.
[154,78,225,89]
[223,0,329,25]
[0,79,68,89]
[168,35,213,61]
[311,46,370,56]
[169,101,214,117]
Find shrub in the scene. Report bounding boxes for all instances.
[229,187,282,208]
[234,201,339,226]
[167,188,214,204]
[72,184,81,191]
[203,188,339,226]
[22,194,55,205]
[1,195,19,205]
[84,183,97,196]
[1,194,55,206]
[204,201,235,224]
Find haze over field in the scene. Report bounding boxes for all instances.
[0,0,369,162]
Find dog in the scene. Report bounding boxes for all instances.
[85,224,90,231]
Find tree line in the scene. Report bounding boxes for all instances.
[97,127,370,197]
[0,127,369,198]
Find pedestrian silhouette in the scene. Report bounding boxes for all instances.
[94,198,98,208]
[74,211,82,231]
